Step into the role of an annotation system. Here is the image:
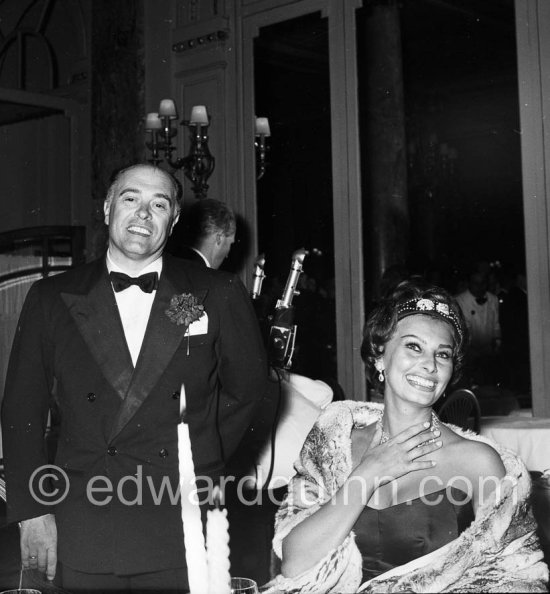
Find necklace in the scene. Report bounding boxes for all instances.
[377,410,440,445]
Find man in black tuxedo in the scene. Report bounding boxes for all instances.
[1,163,267,592]
[171,199,236,270]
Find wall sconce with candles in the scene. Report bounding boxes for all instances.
[255,116,271,180]
[145,99,215,200]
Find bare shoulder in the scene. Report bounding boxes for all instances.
[445,431,506,480]
[351,422,377,467]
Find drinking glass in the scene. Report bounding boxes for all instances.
[0,590,41,593]
[230,576,259,594]
[0,566,42,594]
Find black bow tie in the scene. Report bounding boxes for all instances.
[109,271,159,293]
[475,296,488,305]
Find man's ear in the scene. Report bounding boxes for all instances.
[103,200,111,225]
[169,210,180,235]
[215,232,223,245]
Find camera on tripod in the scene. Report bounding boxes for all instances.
[268,248,307,370]
[269,309,297,370]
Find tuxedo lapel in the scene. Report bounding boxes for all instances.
[61,263,134,401]
[109,259,208,440]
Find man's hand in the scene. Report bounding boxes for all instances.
[19,513,57,581]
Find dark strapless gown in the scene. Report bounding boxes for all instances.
[354,487,474,582]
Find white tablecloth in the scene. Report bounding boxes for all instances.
[480,414,550,471]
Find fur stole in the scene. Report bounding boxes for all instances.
[262,401,549,593]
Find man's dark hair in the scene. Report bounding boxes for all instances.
[186,199,236,244]
[106,163,183,209]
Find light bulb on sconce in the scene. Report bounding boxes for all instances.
[255,116,271,180]
[144,99,215,200]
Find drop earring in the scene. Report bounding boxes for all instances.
[378,370,384,382]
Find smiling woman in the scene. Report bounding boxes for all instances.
[363,282,468,400]
[262,278,547,593]
[375,315,454,413]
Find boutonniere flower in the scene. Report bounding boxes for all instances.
[165,292,205,327]
[165,292,206,355]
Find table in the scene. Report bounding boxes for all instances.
[480,413,550,471]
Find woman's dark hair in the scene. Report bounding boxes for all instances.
[361,279,469,393]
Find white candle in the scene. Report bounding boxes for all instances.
[159,98,178,119]
[190,105,209,125]
[145,112,162,130]
[255,117,271,137]
[206,486,231,594]
[178,384,209,594]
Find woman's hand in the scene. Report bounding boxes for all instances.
[356,421,442,485]
[281,421,442,578]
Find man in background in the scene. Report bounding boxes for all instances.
[172,198,236,270]
[455,269,501,385]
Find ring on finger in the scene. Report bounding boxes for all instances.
[29,555,37,560]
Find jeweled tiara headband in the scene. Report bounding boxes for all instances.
[396,298,464,339]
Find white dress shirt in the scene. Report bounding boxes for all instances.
[455,289,501,354]
[106,251,162,366]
